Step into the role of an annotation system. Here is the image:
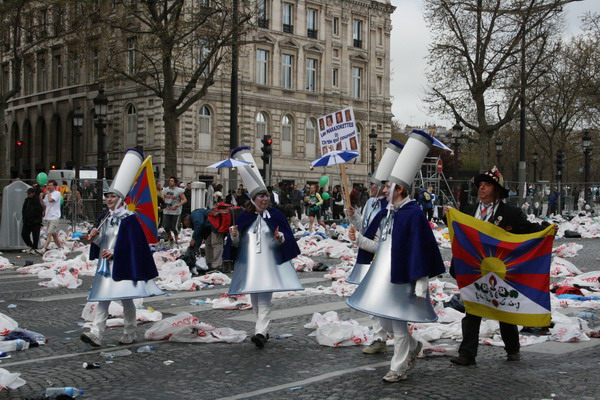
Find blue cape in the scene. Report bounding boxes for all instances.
[90,214,159,281]
[390,201,445,284]
[224,207,300,264]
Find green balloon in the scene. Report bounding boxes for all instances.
[321,192,330,200]
[319,175,329,187]
[37,172,48,185]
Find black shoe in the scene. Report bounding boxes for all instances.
[506,352,521,361]
[251,333,267,348]
[450,355,476,366]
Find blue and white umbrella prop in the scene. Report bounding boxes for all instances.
[207,159,253,169]
[311,150,359,167]
[410,129,453,152]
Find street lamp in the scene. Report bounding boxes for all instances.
[495,137,503,168]
[72,106,84,182]
[93,88,108,218]
[532,151,538,182]
[582,130,592,205]
[369,128,377,175]
[451,122,463,182]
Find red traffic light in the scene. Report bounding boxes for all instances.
[16,140,23,146]
[266,138,272,145]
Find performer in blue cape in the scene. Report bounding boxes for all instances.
[347,131,446,383]
[81,150,163,348]
[224,146,303,348]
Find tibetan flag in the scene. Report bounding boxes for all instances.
[125,156,159,244]
[446,208,555,327]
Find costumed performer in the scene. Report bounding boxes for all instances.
[224,146,304,348]
[346,139,403,355]
[80,149,163,347]
[346,131,446,383]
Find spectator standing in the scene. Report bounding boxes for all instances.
[162,177,188,246]
[331,185,345,219]
[290,184,303,220]
[59,180,71,216]
[42,180,64,251]
[21,187,44,254]
[81,180,97,221]
[417,188,434,221]
[181,182,192,220]
[547,187,559,216]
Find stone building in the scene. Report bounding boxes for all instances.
[5,0,395,190]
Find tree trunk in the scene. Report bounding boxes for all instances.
[163,105,178,180]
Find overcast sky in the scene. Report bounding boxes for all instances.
[389,0,600,128]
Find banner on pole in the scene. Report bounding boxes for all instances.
[318,107,359,156]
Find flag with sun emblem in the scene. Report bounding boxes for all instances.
[446,208,555,327]
[124,156,159,244]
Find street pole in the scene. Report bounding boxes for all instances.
[228,0,239,194]
[93,88,108,219]
[518,16,527,202]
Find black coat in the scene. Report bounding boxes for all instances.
[22,196,43,226]
[462,202,545,235]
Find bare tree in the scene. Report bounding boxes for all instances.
[424,0,572,170]
[0,0,86,183]
[93,0,253,178]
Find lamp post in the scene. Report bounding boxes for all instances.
[368,128,377,175]
[532,151,538,182]
[495,137,503,169]
[582,130,592,206]
[93,89,108,218]
[452,122,463,182]
[72,106,83,183]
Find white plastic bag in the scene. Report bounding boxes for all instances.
[144,312,199,340]
[0,368,26,390]
[0,313,18,336]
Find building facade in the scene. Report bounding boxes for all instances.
[5,0,396,189]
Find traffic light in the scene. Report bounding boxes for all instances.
[260,135,273,164]
[555,149,564,171]
[15,140,24,157]
[16,140,23,147]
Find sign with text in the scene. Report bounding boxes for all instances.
[317,107,359,156]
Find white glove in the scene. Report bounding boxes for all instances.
[414,277,429,298]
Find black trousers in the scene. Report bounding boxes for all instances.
[458,313,520,359]
[21,223,41,249]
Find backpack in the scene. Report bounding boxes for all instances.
[207,202,242,233]
[423,192,431,202]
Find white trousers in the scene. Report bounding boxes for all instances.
[91,299,136,338]
[250,293,273,336]
[380,318,419,373]
[371,316,387,342]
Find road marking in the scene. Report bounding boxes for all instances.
[226,301,348,322]
[0,274,39,281]
[215,361,390,400]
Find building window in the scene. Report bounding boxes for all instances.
[282,3,293,34]
[24,60,33,95]
[281,54,293,89]
[282,115,293,155]
[198,40,211,76]
[125,103,137,148]
[356,124,365,162]
[68,52,80,85]
[257,0,269,28]
[53,6,64,35]
[256,49,269,85]
[333,17,339,36]
[306,58,317,92]
[90,48,99,82]
[37,55,47,92]
[377,27,383,46]
[307,8,318,38]
[377,75,382,95]
[127,37,137,75]
[377,57,383,67]
[256,112,268,150]
[52,53,63,89]
[306,118,316,158]
[198,105,211,149]
[332,68,338,88]
[333,48,339,58]
[147,117,155,146]
[352,66,362,99]
[1,63,9,93]
[353,19,362,48]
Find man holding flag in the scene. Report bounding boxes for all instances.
[445,167,554,366]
